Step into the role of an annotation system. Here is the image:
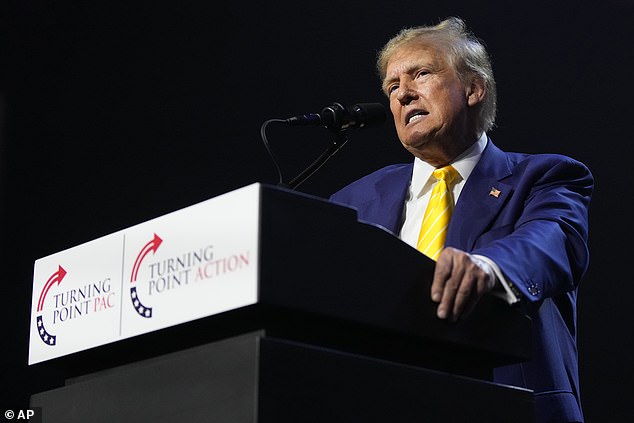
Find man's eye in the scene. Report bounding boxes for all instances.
[388,85,399,94]
[417,70,429,78]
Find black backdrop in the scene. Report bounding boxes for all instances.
[2,1,633,421]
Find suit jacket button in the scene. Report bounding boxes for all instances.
[528,284,540,296]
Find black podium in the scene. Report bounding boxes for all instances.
[30,184,534,422]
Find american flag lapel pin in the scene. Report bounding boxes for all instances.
[489,187,501,198]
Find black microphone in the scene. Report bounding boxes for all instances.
[285,102,386,131]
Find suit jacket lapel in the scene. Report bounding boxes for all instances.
[374,163,413,234]
[446,140,513,251]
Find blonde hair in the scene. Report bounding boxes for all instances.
[377,17,497,133]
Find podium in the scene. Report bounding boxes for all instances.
[29,184,534,422]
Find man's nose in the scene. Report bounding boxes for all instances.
[396,81,416,104]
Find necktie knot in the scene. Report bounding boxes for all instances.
[432,165,458,185]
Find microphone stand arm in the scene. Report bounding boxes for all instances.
[287,130,348,190]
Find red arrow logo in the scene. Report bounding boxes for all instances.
[130,233,163,283]
[37,265,67,312]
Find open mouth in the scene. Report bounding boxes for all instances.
[406,110,428,125]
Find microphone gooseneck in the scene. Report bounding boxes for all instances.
[262,101,387,189]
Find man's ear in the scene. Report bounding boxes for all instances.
[466,76,486,107]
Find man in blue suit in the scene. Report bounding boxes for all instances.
[330,17,592,423]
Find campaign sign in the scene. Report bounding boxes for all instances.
[29,183,261,365]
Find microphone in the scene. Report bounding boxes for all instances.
[285,102,387,131]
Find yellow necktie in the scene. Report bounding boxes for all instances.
[416,165,459,260]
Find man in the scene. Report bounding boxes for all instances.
[330,17,592,423]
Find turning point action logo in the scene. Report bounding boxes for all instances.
[129,233,163,318]
[129,232,251,319]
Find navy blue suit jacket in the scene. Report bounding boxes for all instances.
[330,139,593,423]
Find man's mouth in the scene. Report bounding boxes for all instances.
[406,110,428,125]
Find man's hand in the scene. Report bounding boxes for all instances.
[431,247,497,321]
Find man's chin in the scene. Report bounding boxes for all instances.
[401,136,432,154]
[401,139,450,166]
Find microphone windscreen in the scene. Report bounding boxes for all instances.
[351,103,387,128]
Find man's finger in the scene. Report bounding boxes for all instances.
[431,250,453,302]
[436,254,465,319]
[451,274,477,320]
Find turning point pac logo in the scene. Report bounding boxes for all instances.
[34,264,115,347]
[35,265,67,346]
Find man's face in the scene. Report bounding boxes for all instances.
[383,42,477,166]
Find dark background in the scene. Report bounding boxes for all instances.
[2,1,633,421]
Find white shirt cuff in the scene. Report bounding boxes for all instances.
[471,254,520,305]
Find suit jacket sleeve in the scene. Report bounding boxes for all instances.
[470,155,593,303]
